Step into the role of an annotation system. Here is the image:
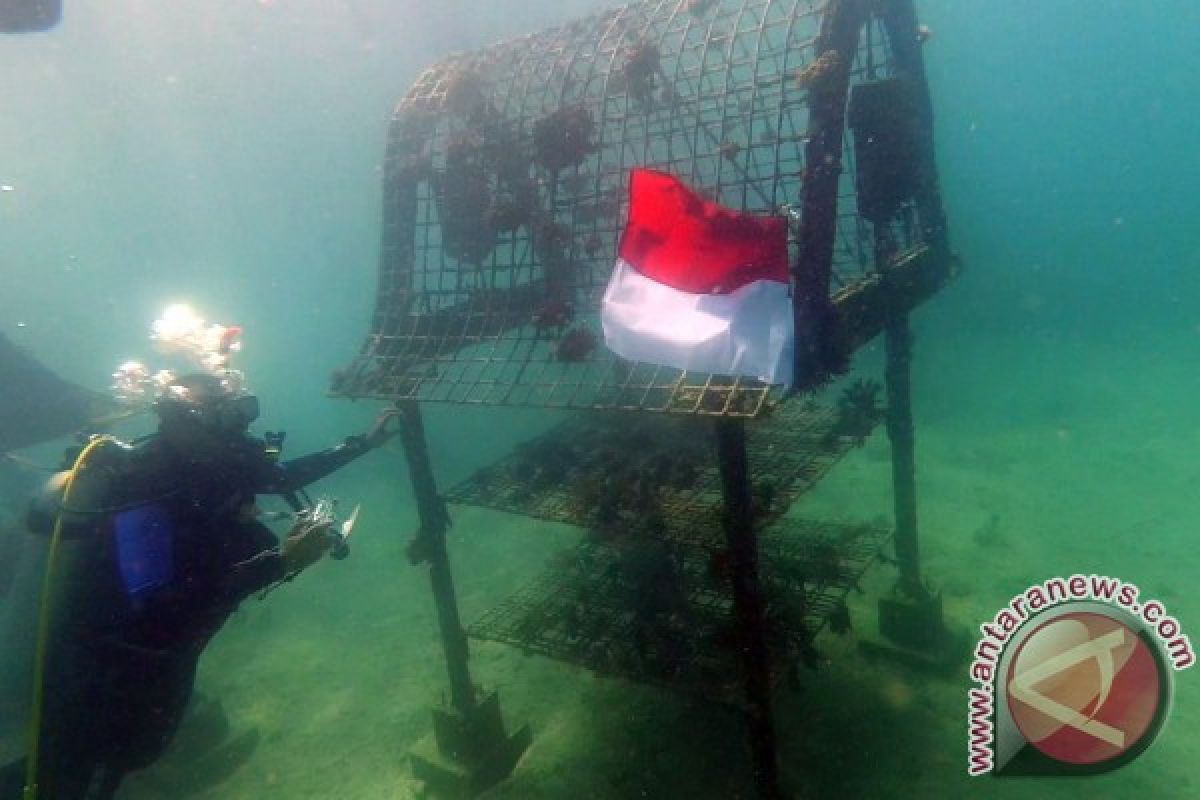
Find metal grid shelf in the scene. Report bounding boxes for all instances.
[467,520,890,706]
[444,396,875,541]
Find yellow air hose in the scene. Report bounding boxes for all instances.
[23,435,112,800]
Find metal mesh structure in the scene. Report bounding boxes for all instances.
[467,520,888,706]
[332,0,951,415]
[444,397,876,539]
[346,5,954,791]
[445,397,889,701]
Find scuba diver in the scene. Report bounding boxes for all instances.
[0,371,397,799]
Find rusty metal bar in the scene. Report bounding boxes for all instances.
[397,399,475,711]
[883,301,921,595]
[792,0,870,384]
[715,417,783,800]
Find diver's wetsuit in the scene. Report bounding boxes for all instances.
[0,432,371,800]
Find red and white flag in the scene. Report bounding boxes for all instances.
[601,168,794,385]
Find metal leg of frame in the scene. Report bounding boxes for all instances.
[399,400,532,798]
[875,314,962,668]
[884,313,922,599]
[715,417,785,800]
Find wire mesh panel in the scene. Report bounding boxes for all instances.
[467,520,889,705]
[333,0,943,413]
[443,394,883,542]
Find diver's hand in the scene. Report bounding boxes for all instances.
[364,408,400,449]
[281,517,332,574]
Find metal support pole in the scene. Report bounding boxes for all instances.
[882,313,923,598]
[398,400,532,797]
[872,300,957,666]
[398,399,476,711]
[715,418,784,800]
[863,227,958,664]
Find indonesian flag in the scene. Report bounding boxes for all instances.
[601,168,794,386]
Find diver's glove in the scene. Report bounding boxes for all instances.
[281,515,333,575]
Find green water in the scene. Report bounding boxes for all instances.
[3,1,1199,797]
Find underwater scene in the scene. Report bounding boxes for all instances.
[2,0,1199,798]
